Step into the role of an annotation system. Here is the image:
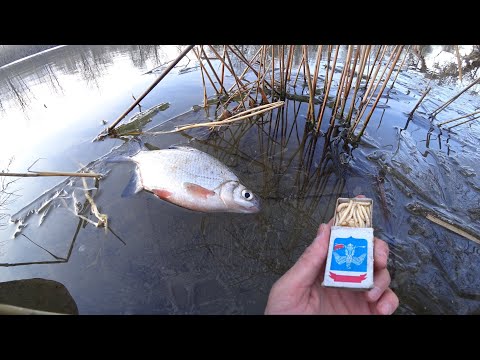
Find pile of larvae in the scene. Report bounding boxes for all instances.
[334,199,371,227]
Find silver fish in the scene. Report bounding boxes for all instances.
[124,146,260,213]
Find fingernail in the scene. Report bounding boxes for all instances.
[380,303,394,315]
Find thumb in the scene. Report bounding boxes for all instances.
[281,223,331,288]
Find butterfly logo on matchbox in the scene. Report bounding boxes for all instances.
[331,237,367,272]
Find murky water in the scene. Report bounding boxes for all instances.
[1,45,479,314]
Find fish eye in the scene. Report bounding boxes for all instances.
[241,189,253,200]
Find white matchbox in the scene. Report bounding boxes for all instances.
[322,197,374,290]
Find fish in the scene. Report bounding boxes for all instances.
[120,146,260,214]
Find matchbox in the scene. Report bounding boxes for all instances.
[322,197,374,290]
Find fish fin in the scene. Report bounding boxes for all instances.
[152,189,173,200]
[121,172,143,198]
[183,182,216,199]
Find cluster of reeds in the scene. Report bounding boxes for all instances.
[192,45,408,144]
[103,44,477,142]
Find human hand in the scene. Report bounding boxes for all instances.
[265,217,399,315]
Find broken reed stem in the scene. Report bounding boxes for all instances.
[303,46,316,121]
[389,45,411,89]
[447,114,480,129]
[339,45,361,119]
[408,86,431,119]
[1,171,101,178]
[425,213,480,245]
[351,45,397,133]
[346,45,370,124]
[144,102,284,135]
[355,45,404,140]
[431,77,480,117]
[437,109,480,126]
[200,46,229,95]
[316,45,340,133]
[192,47,220,95]
[104,45,194,135]
[455,45,463,83]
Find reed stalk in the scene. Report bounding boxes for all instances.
[389,45,410,89]
[354,45,404,140]
[197,49,208,107]
[220,45,226,93]
[303,46,316,121]
[285,45,295,84]
[438,109,480,126]
[323,45,332,94]
[192,46,220,95]
[144,101,284,135]
[346,45,370,124]
[271,46,275,94]
[227,46,264,93]
[292,55,305,88]
[329,45,352,125]
[222,48,250,109]
[280,45,285,94]
[408,86,431,119]
[361,45,389,104]
[430,77,480,117]
[339,45,360,119]
[200,46,229,95]
[364,46,383,87]
[351,46,397,133]
[209,45,255,107]
[311,45,323,94]
[448,115,480,129]
[315,45,340,133]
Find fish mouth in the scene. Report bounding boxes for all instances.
[248,205,260,213]
[247,199,261,213]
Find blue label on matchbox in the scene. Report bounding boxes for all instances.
[330,236,368,273]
